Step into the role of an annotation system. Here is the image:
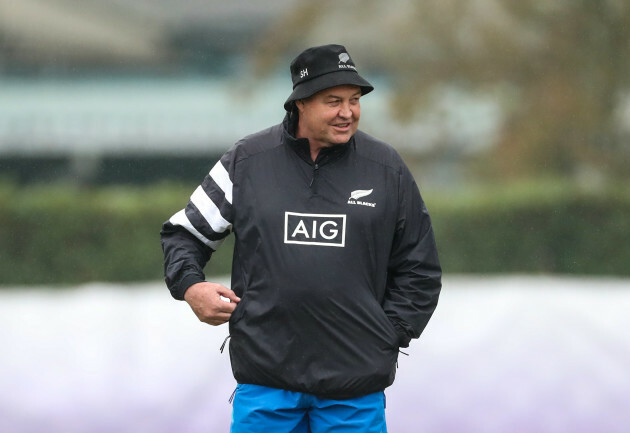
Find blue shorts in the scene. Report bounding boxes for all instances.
[230,384,387,433]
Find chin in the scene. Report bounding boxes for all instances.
[332,132,354,143]
[330,137,350,145]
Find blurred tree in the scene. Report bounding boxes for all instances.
[251,0,630,180]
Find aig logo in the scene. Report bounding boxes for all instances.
[284,212,346,247]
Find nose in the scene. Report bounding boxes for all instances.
[339,102,352,119]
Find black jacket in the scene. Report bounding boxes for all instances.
[161,115,441,399]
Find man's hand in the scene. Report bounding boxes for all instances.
[184,282,241,326]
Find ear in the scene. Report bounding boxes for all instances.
[295,99,305,112]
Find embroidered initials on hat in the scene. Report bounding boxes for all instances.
[284,44,373,111]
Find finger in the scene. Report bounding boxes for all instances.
[208,313,231,325]
[199,310,231,325]
[206,317,228,326]
[216,300,238,314]
[217,287,241,303]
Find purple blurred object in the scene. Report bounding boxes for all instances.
[1,276,629,433]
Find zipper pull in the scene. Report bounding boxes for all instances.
[309,163,319,188]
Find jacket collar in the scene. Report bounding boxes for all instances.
[282,113,353,165]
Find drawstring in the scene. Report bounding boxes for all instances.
[220,335,231,353]
[228,387,237,404]
[396,349,409,368]
[221,336,236,404]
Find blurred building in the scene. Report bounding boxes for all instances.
[0,0,298,183]
[0,0,303,72]
[0,0,499,185]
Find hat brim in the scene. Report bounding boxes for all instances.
[284,70,374,111]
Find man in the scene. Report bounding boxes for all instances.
[161,44,441,432]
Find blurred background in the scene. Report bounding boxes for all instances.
[1,0,629,432]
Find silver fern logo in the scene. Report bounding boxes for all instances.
[348,189,376,207]
[338,52,356,70]
[349,189,373,200]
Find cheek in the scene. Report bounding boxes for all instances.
[308,114,326,132]
[347,106,360,122]
[321,111,338,128]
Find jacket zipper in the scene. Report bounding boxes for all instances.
[309,163,319,189]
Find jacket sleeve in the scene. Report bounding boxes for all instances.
[383,164,442,348]
[160,149,236,300]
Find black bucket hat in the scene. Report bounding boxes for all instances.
[284,44,374,111]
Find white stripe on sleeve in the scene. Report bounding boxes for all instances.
[210,161,233,204]
[190,186,232,234]
[169,209,224,250]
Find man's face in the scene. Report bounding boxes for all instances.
[296,85,362,149]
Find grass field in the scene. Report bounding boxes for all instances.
[2,275,629,433]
